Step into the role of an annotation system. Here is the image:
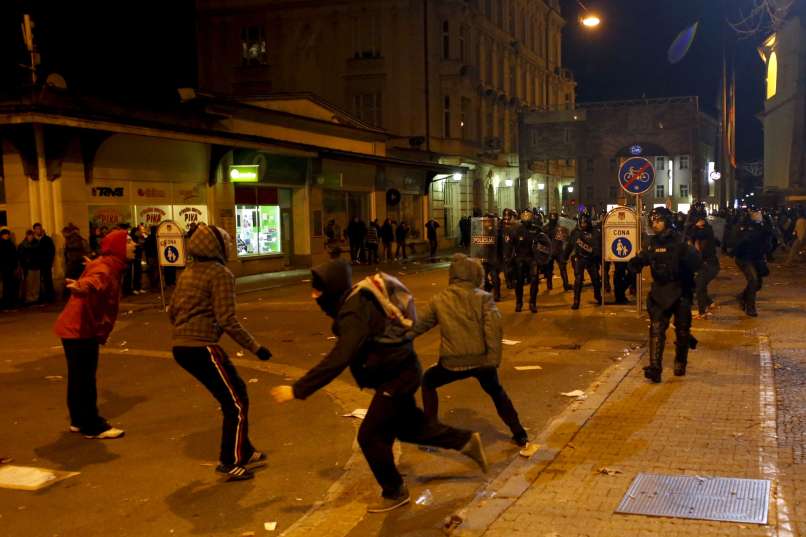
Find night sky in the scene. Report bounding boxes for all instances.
[561,0,766,161]
[1,1,765,160]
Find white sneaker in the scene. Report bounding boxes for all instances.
[84,427,125,439]
[69,425,80,433]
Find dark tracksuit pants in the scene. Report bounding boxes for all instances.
[695,259,720,313]
[173,345,255,466]
[62,338,110,435]
[428,237,438,258]
[358,388,472,498]
[613,262,631,303]
[421,365,526,440]
[736,259,763,311]
[1,270,18,308]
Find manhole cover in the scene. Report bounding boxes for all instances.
[616,473,770,524]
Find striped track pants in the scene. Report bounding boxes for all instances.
[173,345,254,466]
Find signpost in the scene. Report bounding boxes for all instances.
[616,157,656,316]
[603,207,638,263]
[156,220,186,308]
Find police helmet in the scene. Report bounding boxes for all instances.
[690,201,707,221]
[648,207,674,228]
[577,212,592,229]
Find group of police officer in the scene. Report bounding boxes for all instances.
[471,202,772,384]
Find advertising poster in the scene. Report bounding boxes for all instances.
[174,205,209,231]
[136,205,172,227]
[89,205,133,228]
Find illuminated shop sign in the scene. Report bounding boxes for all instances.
[229,165,260,183]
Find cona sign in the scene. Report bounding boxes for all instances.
[229,165,260,183]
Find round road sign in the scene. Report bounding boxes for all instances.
[618,157,655,195]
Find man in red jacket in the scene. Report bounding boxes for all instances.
[54,229,135,439]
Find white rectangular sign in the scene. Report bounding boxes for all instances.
[603,207,638,262]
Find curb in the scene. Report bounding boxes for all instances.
[447,344,646,536]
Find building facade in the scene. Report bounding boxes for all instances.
[196,0,576,240]
[519,97,726,214]
[0,89,463,283]
[759,10,806,203]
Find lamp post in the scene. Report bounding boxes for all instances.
[578,1,602,29]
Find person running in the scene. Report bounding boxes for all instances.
[169,224,272,481]
[271,260,488,513]
[53,229,135,439]
[411,254,528,447]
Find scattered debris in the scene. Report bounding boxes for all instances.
[199,462,215,467]
[236,351,245,357]
[561,390,587,400]
[0,465,79,491]
[514,365,542,371]
[119,341,127,347]
[241,532,256,537]
[502,339,521,346]
[0,457,13,464]
[342,409,367,419]
[443,514,463,532]
[263,521,277,531]
[598,467,623,476]
[248,378,259,384]
[121,349,129,353]
[415,489,433,506]
[301,279,311,283]
[44,375,63,381]
[519,443,540,457]
[326,336,337,340]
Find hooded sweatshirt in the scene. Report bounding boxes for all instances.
[293,259,421,400]
[412,254,502,371]
[169,225,260,352]
[54,230,129,343]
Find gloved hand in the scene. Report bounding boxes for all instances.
[256,347,272,361]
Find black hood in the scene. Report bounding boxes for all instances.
[311,260,353,317]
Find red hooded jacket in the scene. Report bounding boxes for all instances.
[54,230,129,344]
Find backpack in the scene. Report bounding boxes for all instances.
[347,272,416,344]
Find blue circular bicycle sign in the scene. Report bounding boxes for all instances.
[618,157,655,195]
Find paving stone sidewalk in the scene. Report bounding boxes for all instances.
[469,326,789,537]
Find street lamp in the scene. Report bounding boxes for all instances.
[578,1,601,28]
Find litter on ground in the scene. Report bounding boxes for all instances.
[502,339,521,346]
[514,365,542,371]
[342,409,367,419]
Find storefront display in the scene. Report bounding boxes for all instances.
[236,204,282,256]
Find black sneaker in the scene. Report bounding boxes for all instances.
[215,464,254,481]
[643,366,662,383]
[512,433,529,447]
[529,303,537,314]
[515,303,523,312]
[673,362,687,376]
[460,432,489,473]
[571,302,580,310]
[367,486,410,513]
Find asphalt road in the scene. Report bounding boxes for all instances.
[0,261,645,537]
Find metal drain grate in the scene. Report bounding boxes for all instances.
[615,473,771,524]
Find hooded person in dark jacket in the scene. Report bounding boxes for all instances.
[54,229,135,439]
[412,254,528,447]
[271,259,488,514]
[169,224,272,481]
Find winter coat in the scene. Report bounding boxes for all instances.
[0,238,18,273]
[366,223,380,245]
[293,260,421,400]
[380,222,394,243]
[53,230,129,344]
[18,239,40,271]
[64,233,90,274]
[395,223,408,243]
[36,234,56,267]
[168,225,261,352]
[412,254,502,371]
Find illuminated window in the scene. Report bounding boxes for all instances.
[767,51,778,99]
[241,26,267,66]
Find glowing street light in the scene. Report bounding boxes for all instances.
[581,14,601,28]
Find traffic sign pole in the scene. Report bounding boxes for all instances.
[636,195,643,317]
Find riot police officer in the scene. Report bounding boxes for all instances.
[733,208,772,317]
[629,207,701,383]
[544,212,571,291]
[508,210,551,313]
[470,213,504,301]
[564,212,603,310]
[501,209,518,289]
[685,202,720,318]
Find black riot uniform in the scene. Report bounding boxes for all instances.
[564,213,603,310]
[544,212,571,291]
[733,210,772,317]
[501,209,518,289]
[684,203,720,316]
[629,208,702,383]
[470,214,504,301]
[508,210,551,313]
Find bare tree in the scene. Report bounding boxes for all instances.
[730,0,796,37]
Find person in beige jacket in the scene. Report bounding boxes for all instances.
[411,254,528,447]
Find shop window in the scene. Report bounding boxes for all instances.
[236,205,282,256]
[655,184,665,198]
[680,184,689,197]
[680,155,689,169]
[241,26,268,66]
